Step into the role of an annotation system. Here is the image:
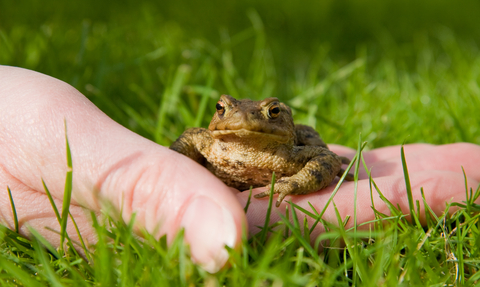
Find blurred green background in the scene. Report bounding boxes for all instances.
[1,0,479,147]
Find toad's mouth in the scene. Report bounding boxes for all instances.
[211,129,290,142]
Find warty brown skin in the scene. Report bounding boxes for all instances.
[170,95,352,207]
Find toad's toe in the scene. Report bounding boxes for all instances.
[276,192,290,207]
[254,191,271,198]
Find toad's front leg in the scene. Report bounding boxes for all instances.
[254,147,348,207]
[170,127,211,165]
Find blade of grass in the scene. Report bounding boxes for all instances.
[284,204,290,238]
[42,179,61,222]
[244,186,253,213]
[456,216,465,285]
[69,211,93,263]
[303,216,310,243]
[289,200,300,231]
[462,166,472,213]
[353,134,363,236]
[60,120,74,252]
[259,172,275,245]
[43,178,85,261]
[6,186,18,233]
[400,143,415,220]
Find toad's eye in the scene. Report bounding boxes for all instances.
[216,101,225,116]
[268,103,281,118]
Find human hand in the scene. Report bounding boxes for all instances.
[238,143,480,238]
[0,66,246,273]
[2,66,479,273]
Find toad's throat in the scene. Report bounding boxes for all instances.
[211,129,290,142]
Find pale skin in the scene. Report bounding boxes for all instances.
[1,66,479,273]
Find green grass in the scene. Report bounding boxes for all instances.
[1,0,480,285]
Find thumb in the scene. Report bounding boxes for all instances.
[0,66,246,272]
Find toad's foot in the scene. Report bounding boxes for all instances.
[255,177,342,207]
[254,153,344,206]
[254,181,301,207]
[254,155,354,207]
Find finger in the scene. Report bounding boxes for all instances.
[0,66,246,272]
[326,144,433,162]
[361,144,433,164]
[328,144,434,180]
[240,170,479,238]
[327,144,356,157]
[367,143,480,179]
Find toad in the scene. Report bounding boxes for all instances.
[170,95,353,207]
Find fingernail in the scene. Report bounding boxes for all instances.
[180,196,237,273]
